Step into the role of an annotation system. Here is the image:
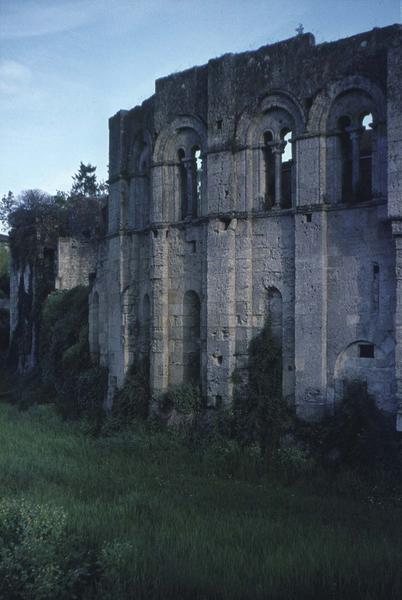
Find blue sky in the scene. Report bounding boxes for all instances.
[0,0,400,198]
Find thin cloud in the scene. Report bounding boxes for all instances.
[0,0,99,40]
[0,0,167,40]
[0,59,32,95]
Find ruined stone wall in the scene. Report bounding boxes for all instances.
[55,237,98,290]
[91,24,402,424]
[8,199,104,373]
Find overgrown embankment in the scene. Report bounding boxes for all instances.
[13,285,107,420]
[0,402,402,600]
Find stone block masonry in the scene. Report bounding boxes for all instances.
[89,24,402,426]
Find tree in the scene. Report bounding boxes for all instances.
[232,318,291,458]
[0,191,17,229]
[0,245,10,299]
[70,162,107,199]
[7,189,69,259]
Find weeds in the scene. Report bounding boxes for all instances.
[0,403,401,599]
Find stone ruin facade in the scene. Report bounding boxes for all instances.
[9,201,102,373]
[89,25,402,427]
[0,234,9,313]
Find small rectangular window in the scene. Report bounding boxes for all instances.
[359,344,374,358]
[186,240,196,254]
[304,213,312,223]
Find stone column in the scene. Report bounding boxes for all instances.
[387,45,402,429]
[206,217,237,407]
[149,227,169,405]
[184,160,194,218]
[271,142,285,208]
[349,128,362,196]
[294,209,328,420]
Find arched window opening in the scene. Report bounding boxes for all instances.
[358,112,373,201]
[178,149,188,220]
[91,292,100,360]
[182,290,201,385]
[140,155,151,226]
[129,132,152,229]
[191,146,203,218]
[281,130,293,209]
[338,116,353,201]
[263,131,275,209]
[335,110,375,204]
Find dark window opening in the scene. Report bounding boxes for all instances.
[357,113,373,202]
[178,149,187,220]
[186,240,196,254]
[216,119,223,130]
[359,344,374,358]
[281,130,293,209]
[215,395,223,408]
[191,146,202,218]
[219,216,231,231]
[305,97,313,110]
[338,116,353,201]
[305,213,312,223]
[263,131,275,209]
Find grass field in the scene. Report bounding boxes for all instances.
[0,402,401,599]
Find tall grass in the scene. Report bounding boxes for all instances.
[0,403,401,599]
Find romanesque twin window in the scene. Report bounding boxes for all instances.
[262,128,293,209]
[242,85,386,212]
[326,85,385,205]
[337,112,374,203]
[127,132,152,229]
[178,146,203,220]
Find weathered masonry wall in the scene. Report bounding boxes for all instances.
[8,198,104,373]
[91,24,402,426]
[56,238,98,290]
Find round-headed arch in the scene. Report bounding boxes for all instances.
[236,90,306,147]
[153,115,207,163]
[307,76,386,134]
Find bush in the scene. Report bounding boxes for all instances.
[297,381,402,472]
[272,445,315,482]
[39,286,108,420]
[0,498,89,599]
[57,366,108,424]
[11,369,47,411]
[99,540,138,598]
[232,318,292,457]
[112,357,150,424]
[163,383,201,415]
